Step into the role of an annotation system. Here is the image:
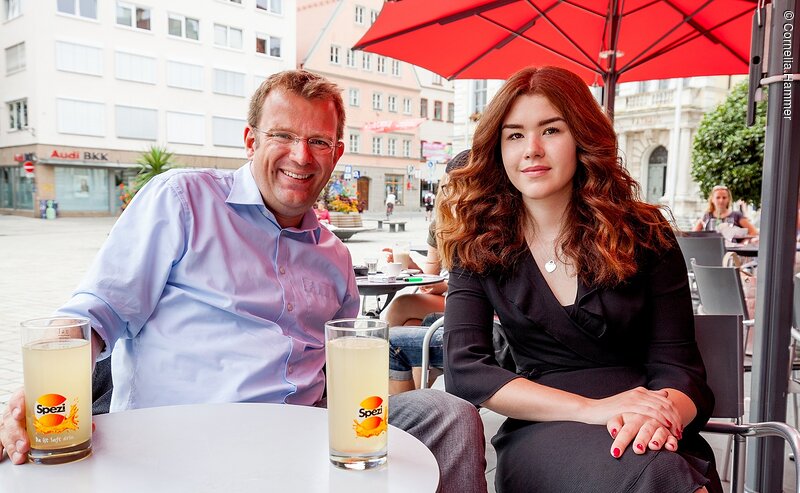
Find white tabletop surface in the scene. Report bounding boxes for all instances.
[0,403,440,493]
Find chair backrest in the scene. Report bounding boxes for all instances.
[694,314,744,419]
[691,261,748,317]
[676,235,726,272]
[682,230,724,238]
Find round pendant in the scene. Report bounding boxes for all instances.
[544,260,557,273]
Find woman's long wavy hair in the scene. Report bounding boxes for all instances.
[437,66,675,287]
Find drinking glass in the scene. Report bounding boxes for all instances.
[325,318,389,470]
[364,257,379,274]
[21,317,93,464]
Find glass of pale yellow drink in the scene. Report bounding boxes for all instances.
[325,318,389,470]
[20,317,92,464]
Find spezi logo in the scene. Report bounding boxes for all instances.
[33,394,80,434]
[353,396,387,438]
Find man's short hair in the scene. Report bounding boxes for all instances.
[248,70,345,141]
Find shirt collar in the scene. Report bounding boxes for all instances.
[226,161,322,243]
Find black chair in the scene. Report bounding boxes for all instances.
[696,314,800,493]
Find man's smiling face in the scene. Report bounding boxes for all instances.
[244,89,343,228]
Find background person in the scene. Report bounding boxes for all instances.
[0,70,487,493]
[387,150,470,394]
[312,200,330,224]
[438,66,720,493]
[385,189,396,218]
[693,184,758,236]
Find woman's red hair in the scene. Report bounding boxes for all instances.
[437,66,675,287]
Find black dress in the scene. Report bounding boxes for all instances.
[443,241,722,493]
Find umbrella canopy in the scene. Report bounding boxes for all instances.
[354,0,758,117]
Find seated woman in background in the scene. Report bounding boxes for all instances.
[386,150,470,394]
[693,185,758,236]
[438,66,721,493]
[312,201,330,224]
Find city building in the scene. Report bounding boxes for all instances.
[1,0,295,216]
[296,0,454,213]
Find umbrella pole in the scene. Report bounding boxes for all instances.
[747,1,800,491]
[602,72,618,122]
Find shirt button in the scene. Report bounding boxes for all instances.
[287,303,294,312]
[279,267,286,275]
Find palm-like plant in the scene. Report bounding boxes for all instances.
[134,146,175,189]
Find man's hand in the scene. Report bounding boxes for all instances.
[0,389,30,464]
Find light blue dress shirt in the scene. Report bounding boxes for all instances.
[57,163,360,412]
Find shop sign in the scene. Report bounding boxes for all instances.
[14,152,37,163]
[50,150,109,161]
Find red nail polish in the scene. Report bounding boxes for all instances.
[613,447,621,458]
[636,443,644,451]
[665,419,672,427]
[611,428,617,438]
[652,440,659,447]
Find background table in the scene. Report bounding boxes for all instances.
[0,403,439,493]
[356,274,444,317]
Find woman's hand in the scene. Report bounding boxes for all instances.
[583,386,681,436]
[419,281,447,295]
[606,413,680,459]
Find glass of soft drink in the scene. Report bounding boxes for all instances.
[393,242,412,270]
[20,317,93,464]
[325,318,389,470]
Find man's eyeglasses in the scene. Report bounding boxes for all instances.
[252,128,340,155]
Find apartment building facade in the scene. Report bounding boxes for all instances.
[297,0,454,213]
[1,0,295,216]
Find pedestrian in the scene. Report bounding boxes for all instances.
[424,191,435,221]
[385,189,396,218]
[0,69,487,493]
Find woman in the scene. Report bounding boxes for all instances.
[438,66,720,493]
[693,185,758,235]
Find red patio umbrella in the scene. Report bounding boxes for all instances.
[354,0,758,118]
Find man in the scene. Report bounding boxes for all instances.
[385,189,396,218]
[0,70,486,492]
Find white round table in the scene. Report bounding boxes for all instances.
[0,403,440,492]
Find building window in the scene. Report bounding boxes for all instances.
[349,133,360,153]
[372,136,382,155]
[329,45,340,64]
[7,99,27,130]
[346,49,356,68]
[57,0,97,19]
[57,98,105,136]
[354,5,364,24]
[473,80,487,113]
[214,24,243,50]
[432,74,443,85]
[212,116,246,147]
[388,95,397,113]
[115,51,156,84]
[391,60,400,76]
[116,105,157,140]
[4,0,21,20]
[372,92,382,111]
[433,101,443,121]
[168,13,199,40]
[55,41,103,76]
[402,98,411,115]
[370,9,378,24]
[376,56,386,74]
[167,60,203,91]
[388,138,397,157]
[213,68,246,97]
[362,53,371,70]
[4,42,25,74]
[402,140,411,158]
[349,88,360,107]
[447,102,454,123]
[116,3,150,30]
[256,0,282,14]
[256,34,281,58]
[167,111,204,145]
[385,174,403,204]
[420,98,428,118]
